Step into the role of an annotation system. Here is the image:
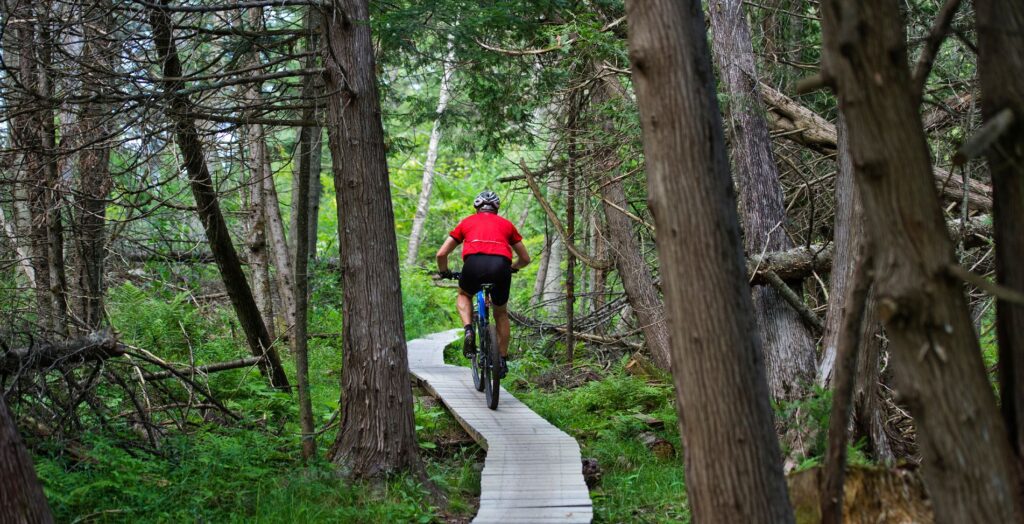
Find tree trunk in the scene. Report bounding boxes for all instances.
[588,212,608,322]
[542,230,564,315]
[291,7,321,461]
[565,149,577,364]
[976,0,1024,462]
[531,234,551,307]
[291,125,323,265]
[626,0,795,521]
[261,148,296,332]
[592,69,672,370]
[821,0,1022,520]
[245,140,277,340]
[71,4,115,332]
[709,0,815,400]
[0,395,54,524]
[819,117,892,463]
[405,39,456,267]
[148,2,289,389]
[321,0,421,477]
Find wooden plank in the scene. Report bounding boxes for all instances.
[408,329,593,523]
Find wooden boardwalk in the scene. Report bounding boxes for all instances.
[408,330,593,524]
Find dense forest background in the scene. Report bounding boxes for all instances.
[1,0,1021,522]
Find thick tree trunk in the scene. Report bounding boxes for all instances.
[592,69,672,370]
[149,3,289,389]
[321,0,421,477]
[0,396,54,524]
[626,0,795,521]
[405,40,456,267]
[7,2,58,335]
[818,117,892,462]
[976,0,1024,462]
[709,0,815,400]
[71,6,116,332]
[821,0,1022,520]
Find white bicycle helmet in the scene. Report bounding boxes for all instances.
[473,190,500,211]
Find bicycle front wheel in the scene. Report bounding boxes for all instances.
[485,324,500,410]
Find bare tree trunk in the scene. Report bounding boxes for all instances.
[709,0,815,400]
[626,0,795,521]
[291,125,322,264]
[245,143,277,340]
[592,68,672,370]
[321,0,421,477]
[261,148,296,331]
[531,234,551,307]
[819,117,892,462]
[588,212,608,322]
[149,2,289,389]
[565,151,577,364]
[405,39,456,267]
[821,0,1022,520]
[0,396,54,524]
[541,233,564,314]
[0,206,35,286]
[7,1,54,335]
[976,0,1024,462]
[73,6,116,331]
[291,7,321,461]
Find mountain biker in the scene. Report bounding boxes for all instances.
[436,190,531,377]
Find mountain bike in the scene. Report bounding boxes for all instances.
[442,272,502,410]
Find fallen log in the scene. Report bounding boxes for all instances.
[1,331,123,374]
[142,356,265,381]
[760,82,993,211]
[747,214,991,284]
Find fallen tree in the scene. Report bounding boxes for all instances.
[1,331,123,375]
[760,83,993,211]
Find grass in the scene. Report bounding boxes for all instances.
[27,272,700,523]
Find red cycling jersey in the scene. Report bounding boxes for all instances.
[449,211,523,260]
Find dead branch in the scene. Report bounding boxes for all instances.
[143,357,265,381]
[1,331,122,375]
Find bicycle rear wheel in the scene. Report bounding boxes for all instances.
[471,336,484,392]
[485,324,500,410]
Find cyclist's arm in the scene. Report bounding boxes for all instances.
[510,241,531,270]
[436,236,459,273]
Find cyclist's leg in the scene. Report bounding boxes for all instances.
[456,288,473,326]
[493,304,510,358]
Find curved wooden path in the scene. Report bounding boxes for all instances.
[408,330,593,523]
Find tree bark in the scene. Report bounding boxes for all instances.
[405,39,456,267]
[149,2,289,389]
[591,68,672,370]
[626,0,795,521]
[321,0,421,477]
[818,116,892,462]
[531,234,552,307]
[245,138,277,340]
[976,0,1024,462]
[709,0,815,400]
[292,7,321,461]
[0,395,54,524]
[821,0,1022,520]
[541,226,565,315]
[261,148,297,331]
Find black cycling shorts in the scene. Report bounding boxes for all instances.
[459,254,513,306]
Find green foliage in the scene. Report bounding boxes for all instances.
[774,387,871,472]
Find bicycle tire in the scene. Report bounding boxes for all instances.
[471,325,485,392]
[485,324,500,410]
